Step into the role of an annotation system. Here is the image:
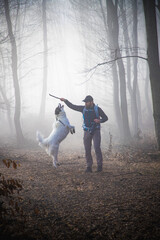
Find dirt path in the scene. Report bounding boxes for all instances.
[0,144,160,240]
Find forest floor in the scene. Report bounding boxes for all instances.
[0,139,160,240]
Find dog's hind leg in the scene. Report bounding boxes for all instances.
[51,147,59,168]
[52,154,58,168]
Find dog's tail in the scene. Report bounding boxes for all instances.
[36,131,44,144]
[36,131,50,154]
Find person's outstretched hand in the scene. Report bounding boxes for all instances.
[60,98,66,102]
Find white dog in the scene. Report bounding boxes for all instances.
[36,103,75,167]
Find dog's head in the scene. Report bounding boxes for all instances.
[55,103,64,116]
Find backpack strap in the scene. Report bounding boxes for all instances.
[83,105,99,118]
[82,107,86,118]
[94,105,99,119]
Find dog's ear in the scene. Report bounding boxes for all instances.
[55,106,61,115]
[58,103,61,108]
[58,103,64,109]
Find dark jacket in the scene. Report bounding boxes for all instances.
[64,100,108,128]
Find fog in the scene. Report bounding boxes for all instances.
[0,0,157,149]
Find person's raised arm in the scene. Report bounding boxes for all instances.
[60,98,84,113]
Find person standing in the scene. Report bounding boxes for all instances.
[60,95,108,172]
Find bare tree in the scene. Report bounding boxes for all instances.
[143,0,160,149]
[132,0,139,136]
[39,0,48,121]
[119,0,134,131]
[106,0,131,141]
[4,0,24,144]
[0,47,13,133]
[100,0,123,138]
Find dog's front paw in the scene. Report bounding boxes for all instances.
[70,127,75,134]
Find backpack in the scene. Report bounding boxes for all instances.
[82,105,100,133]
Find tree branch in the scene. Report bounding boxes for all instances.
[78,55,148,86]
[90,55,148,72]
[0,35,9,44]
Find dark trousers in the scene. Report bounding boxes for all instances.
[83,129,103,168]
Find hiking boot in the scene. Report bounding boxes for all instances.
[85,167,92,173]
[96,166,102,172]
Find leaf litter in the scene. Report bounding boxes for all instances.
[0,140,160,240]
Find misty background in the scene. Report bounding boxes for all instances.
[0,0,159,150]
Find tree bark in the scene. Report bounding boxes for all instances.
[116,54,131,140]
[145,66,152,119]
[100,0,123,137]
[112,63,123,137]
[0,48,13,134]
[132,0,139,135]
[39,0,48,121]
[107,0,131,141]
[4,0,24,144]
[120,0,135,133]
[143,0,160,149]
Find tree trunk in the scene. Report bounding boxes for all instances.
[0,48,13,134]
[116,54,131,140]
[143,0,160,149]
[112,63,123,137]
[39,0,48,121]
[107,0,131,141]
[0,86,13,134]
[100,0,123,138]
[136,83,143,130]
[4,0,24,145]
[145,66,152,119]
[120,0,135,133]
[132,0,139,136]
